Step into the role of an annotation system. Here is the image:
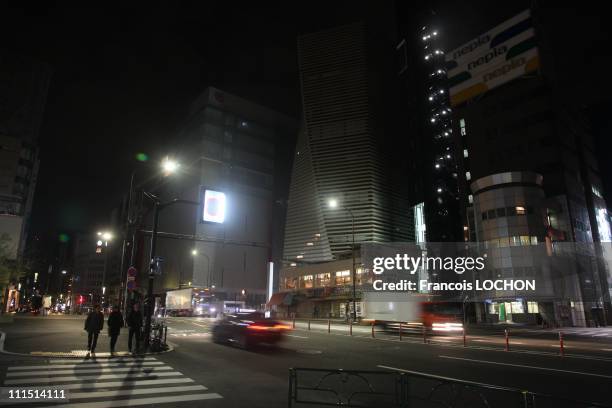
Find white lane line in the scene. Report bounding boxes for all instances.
[69,385,207,399]
[52,393,223,408]
[438,355,612,379]
[286,334,309,339]
[5,378,195,391]
[8,362,163,371]
[601,348,612,352]
[6,366,173,377]
[4,371,184,385]
[32,358,157,364]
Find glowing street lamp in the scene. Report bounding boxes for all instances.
[161,157,180,175]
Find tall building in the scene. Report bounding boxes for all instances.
[0,57,50,261]
[396,9,465,244]
[278,16,414,318]
[283,21,414,264]
[444,9,612,326]
[132,87,296,307]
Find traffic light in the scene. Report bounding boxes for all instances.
[78,295,83,304]
[96,240,103,254]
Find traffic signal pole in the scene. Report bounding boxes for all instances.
[142,195,200,351]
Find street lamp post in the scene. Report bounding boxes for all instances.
[120,157,181,316]
[329,199,357,322]
[97,231,112,307]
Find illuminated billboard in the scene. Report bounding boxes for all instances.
[445,9,539,107]
[202,189,226,223]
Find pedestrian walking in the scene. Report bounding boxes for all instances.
[84,304,104,355]
[107,305,124,356]
[127,303,143,353]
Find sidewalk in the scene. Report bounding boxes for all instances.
[0,316,172,358]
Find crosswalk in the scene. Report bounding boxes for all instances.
[2,356,222,407]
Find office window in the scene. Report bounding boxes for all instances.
[516,206,526,215]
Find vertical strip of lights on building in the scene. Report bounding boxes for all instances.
[422,26,458,223]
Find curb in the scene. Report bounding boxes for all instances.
[0,330,175,359]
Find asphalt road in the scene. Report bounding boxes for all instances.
[1,315,612,407]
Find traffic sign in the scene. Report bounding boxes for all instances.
[127,280,136,290]
[127,266,137,277]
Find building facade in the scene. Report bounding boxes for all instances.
[133,87,296,308]
[446,9,612,326]
[284,21,414,262]
[278,17,415,316]
[0,58,49,262]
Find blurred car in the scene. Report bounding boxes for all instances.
[211,312,291,349]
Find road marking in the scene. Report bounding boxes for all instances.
[5,378,196,391]
[52,393,223,408]
[601,348,612,352]
[69,385,207,399]
[2,357,224,406]
[286,334,309,339]
[4,370,184,385]
[438,355,612,378]
[6,366,174,377]
[8,361,164,371]
[39,358,157,364]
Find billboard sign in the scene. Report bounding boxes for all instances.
[445,9,539,106]
[202,189,226,223]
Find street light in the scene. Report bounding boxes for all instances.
[120,156,183,317]
[96,230,112,307]
[191,249,212,288]
[328,199,357,323]
[161,156,180,176]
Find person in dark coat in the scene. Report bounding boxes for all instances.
[84,304,104,354]
[127,303,143,353]
[107,305,124,355]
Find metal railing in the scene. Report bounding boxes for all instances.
[288,367,612,408]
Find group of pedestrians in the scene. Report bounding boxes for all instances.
[84,303,143,356]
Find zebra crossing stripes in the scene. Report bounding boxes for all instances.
[2,356,222,407]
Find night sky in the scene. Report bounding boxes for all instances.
[2,2,611,241]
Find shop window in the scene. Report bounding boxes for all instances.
[527,301,539,313]
[303,275,314,289]
[335,270,351,286]
[510,301,524,314]
[488,303,499,314]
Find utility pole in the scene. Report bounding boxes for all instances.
[143,195,200,351]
